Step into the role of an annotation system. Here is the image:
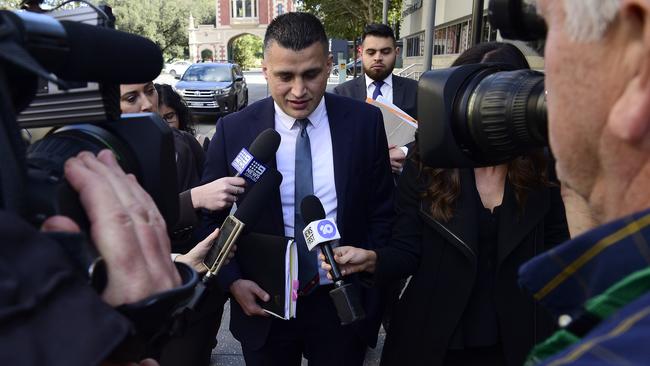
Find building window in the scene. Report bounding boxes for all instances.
[406,32,424,57]
[481,15,498,43]
[431,15,497,56]
[232,0,257,18]
[277,3,284,16]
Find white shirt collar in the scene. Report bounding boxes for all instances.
[365,73,393,89]
[274,96,327,130]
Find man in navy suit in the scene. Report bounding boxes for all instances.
[200,12,394,366]
[334,24,418,174]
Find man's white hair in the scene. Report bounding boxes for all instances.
[563,0,621,41]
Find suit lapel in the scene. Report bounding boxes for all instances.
[392,75,405,110]
[250,97,284,234]
[324,94,352,235]
[497,180,550,266]
[354,76,367,101]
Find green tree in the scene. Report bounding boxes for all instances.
[0,0,217,62]
[301,0,403,76]
[231,34,262,70]
[104,0,215,61]
[200,48,213,61]
[301,0,403,40]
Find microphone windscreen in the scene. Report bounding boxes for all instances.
[234,168,282,226]
[300,195,325,224]
[248,128,280,164]
[58,21,163,83]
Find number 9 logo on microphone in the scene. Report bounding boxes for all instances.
[317,220,336,239]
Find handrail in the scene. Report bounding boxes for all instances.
[404,71,422,80]
[397,63,422,76]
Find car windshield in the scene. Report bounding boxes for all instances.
[182,66,232,82]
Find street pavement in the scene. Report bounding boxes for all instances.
[155,70,386,365]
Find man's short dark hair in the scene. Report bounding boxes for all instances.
[264,12,328,55]
[362,23,396,45]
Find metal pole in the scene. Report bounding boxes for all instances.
[471,0,484,46]
[382,0,389,24]
[423,0,436,72]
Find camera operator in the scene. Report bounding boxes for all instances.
[1,149,180,366]
[320,42,569,366]
[501,0,650,364]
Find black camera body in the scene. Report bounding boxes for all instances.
[25,115,179,232]
[417,0,548,168]
[0,9,177,265]
[418,64,546,168]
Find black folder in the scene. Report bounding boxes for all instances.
[236,232,297,319]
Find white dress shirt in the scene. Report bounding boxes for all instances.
[365,73,394,104]
[274,97,337,284]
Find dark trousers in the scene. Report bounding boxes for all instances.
[159,289,228,366]
[242,285,367,366]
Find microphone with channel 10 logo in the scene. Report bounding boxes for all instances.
[300,195,366,325]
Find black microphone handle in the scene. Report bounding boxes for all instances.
[320,243,343,283]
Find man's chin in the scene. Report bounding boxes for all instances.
[364,68,390,81]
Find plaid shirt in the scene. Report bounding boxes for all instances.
[519,208,650,365]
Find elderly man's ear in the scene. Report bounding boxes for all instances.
[607,0,650,147]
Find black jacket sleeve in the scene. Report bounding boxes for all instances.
[373,159,424,284]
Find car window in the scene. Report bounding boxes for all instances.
[182,66,233,82]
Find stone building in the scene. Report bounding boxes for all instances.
[188,0,295,63]
[399,0,543,79]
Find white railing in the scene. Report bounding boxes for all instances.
[397,63,422,77]
[403,70,423,81]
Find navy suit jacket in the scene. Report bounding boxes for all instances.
[199,93,395,350]
[333,74,418,120]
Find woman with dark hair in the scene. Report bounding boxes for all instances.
[156,83,210,150]
[155,84,195,134]
[321,43,569,365]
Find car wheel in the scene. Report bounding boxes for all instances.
[170,70,177,77]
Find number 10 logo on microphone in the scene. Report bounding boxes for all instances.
[317,220,337,239]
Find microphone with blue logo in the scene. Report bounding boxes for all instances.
[201,129,281,278]
[230,128,280,184]
[300,195,365,325]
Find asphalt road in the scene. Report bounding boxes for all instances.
[155,70,384,365]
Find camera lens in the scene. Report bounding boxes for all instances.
[25,124,139,226]
[453,69,547,164]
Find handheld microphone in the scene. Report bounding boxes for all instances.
[300,195,366,325]
[186,168,282,311]
[231,128,281,183]
[202,168,283,278]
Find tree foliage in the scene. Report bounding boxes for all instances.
[104,0,214,61]
[200,48,213,61]
[301,0,403,41]
[231,34,262,70]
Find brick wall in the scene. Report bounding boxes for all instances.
[219,0,230,26]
